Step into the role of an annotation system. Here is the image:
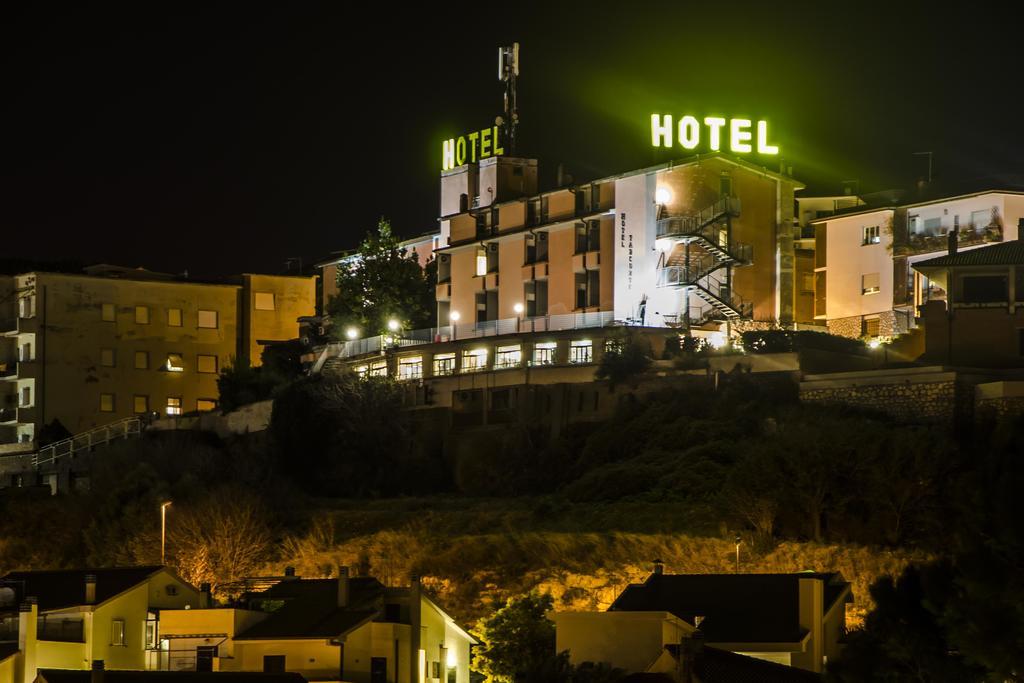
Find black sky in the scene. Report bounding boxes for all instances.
[3,3,1023,277]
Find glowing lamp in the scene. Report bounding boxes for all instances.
[449,311,461,322]
[387,319,400,332]
[513,303,524,315]
[346,327,359,340]
[655,187,672,205]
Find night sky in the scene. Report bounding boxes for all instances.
[4,3,1023,277]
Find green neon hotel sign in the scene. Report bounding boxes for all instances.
[650,115,779,155]
[442,126,505,171]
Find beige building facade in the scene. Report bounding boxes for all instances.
[812,191,1024,339]
[0,269,314,449]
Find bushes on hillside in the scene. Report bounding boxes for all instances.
[269,373,446,496]
[742,329,867,354]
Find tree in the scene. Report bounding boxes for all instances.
[326,219,435,338]
[595,330,652,389]
[473,592,569,683]
[170,487,274,596]
[216,342,305,412]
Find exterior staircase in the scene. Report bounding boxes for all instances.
[656,197,753,323]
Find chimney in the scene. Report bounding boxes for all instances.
[91,659,105,683]
[85,574,97,605]
[652,559,664,576]
[199,583,211,609]
[948,227,958,257]
[337,566,350,608]
[18,598,38,683]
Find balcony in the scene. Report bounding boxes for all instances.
[0,361,16,380]
[0,407,16,425]
[894,224,1003,257]
[0,318,15,335]
[38,616,85,643]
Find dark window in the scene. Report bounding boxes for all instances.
[263,655,286,673]
[961,275,1007,303]
[862,317,881,337]
[720,175,732,197]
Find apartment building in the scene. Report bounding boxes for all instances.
[811,190,1024,339]
[0,267,314,449]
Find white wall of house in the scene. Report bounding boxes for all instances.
[821,209,895,322]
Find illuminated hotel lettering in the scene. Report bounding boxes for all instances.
[442,126,506,171]
[620,212,633,290]
[650,114,780,155]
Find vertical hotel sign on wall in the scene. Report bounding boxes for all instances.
[441,126,505,171]
[613,173,658,323]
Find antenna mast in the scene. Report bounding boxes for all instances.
[497,43,520,155]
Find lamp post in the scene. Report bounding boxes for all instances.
[160,501,172,565]
[513,303,524,333]
[449,311,460,340]
[734,535,742,573]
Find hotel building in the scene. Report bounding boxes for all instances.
[811,190,1024,338]
[313,151,810,415]
[0,267,315,450]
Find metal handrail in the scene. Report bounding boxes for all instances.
[32,416,142,467]
[656,197,741,239]
[313,311,619,371]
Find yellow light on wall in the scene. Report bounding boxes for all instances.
[446,648,457,668]
[655,187,673,205]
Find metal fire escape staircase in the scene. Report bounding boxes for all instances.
[656,197,753,324]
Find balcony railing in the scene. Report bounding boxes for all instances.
[656,197,742,240]
[0,361,16,379]
[313,311,617,372]
[0,407,16,424]
[38,617,85,643]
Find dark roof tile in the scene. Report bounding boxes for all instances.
[1,567,167,611]
[914,240,1024,268]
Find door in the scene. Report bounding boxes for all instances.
[370,657,387,683]
[196,646,217,672]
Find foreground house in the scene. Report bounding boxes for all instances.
[0,567,201,683]
[554,567,851,677]
[157,568,474,683]
[34,669,304,683]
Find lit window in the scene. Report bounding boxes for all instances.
[100,348,116,367]
[111,619,125,647]
[476,249,487,277]
[862,273,880,295]
[100,393,115,412]
[135,306,150,325]
[495,344,522,369]
[862,225,880,245]
[604,339,624,355]
[167,308,183,327]
[133,395,149,414]
[369,360,388,377]
[461,348,488,372]
[353,365,369,378]
[102,303,116,322]
[166,353,184,372]
[134,351,149,370]
[198,310,218,329]
[166,397,182,416]
[533,342,556,365]
[254,292,276,311]
[398,356,423,380]
[570,340,593,364]
[197,399,217,412]
[197,355,219,374]
[432,354,455,376]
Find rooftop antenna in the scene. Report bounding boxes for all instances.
[497,43,520,155]
[912,151,933,184]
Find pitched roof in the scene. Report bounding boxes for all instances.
[608,573,850,644]
[913,240,1024,269]
[1,567,167,611]
[0,643,18,662]
[670,645,823,682]
[35,671,306,683]
[236,578,386,640]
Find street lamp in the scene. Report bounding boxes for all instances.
[160,501,172,565]
[513,303,524,332]
[387,319,400,333]
[449,311,460,340]
[345,327,359,340]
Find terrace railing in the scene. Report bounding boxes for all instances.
[313,311,617,372]
[33,416,142,467]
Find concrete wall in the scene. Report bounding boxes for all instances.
[554,611,690,674]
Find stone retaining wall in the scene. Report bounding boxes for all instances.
[802,379,958,421]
